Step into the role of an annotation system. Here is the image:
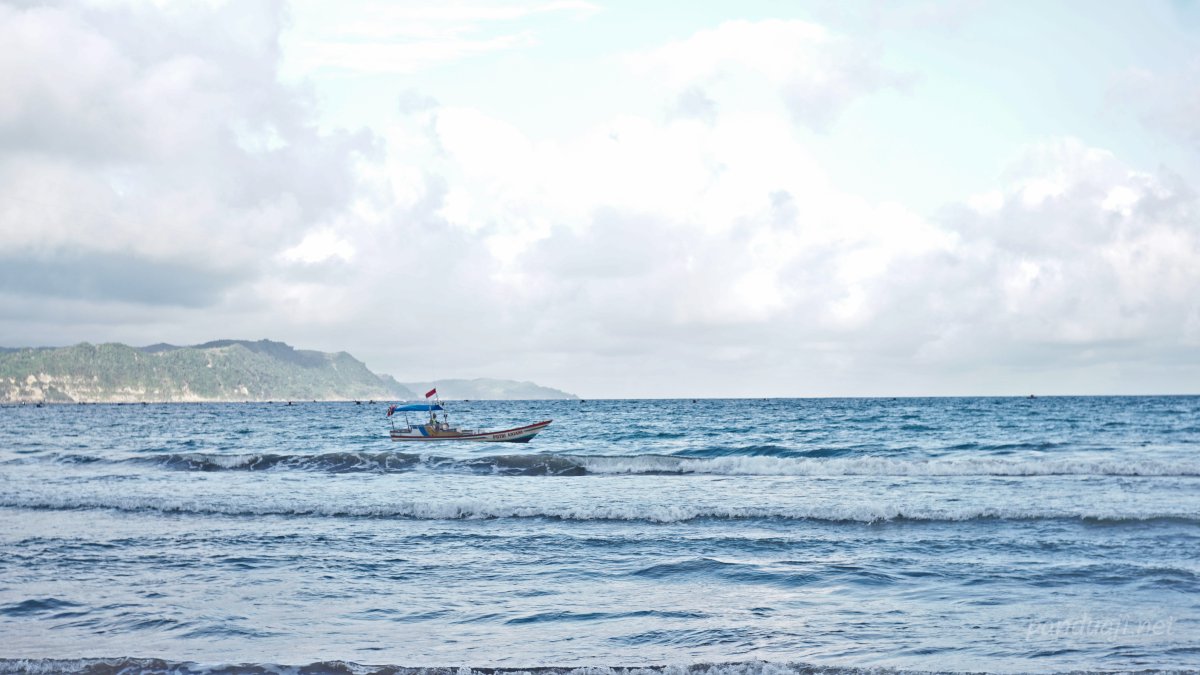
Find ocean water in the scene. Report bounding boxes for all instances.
[1,396,1198,674]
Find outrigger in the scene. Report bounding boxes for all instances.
[386,390,551,443]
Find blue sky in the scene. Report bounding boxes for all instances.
[1,1,1198,397]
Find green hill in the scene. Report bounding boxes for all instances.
[0,340,414,403]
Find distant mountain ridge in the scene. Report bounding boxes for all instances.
[0,340,407,403]
[0,340,574,403]
[401,378,578,401]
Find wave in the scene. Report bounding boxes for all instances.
[3,494,1196,524]
[0,597,82,617]
[142,451,425,473]
[569,455,1200,477]
[671,445,853,459]
[25,451,1200,477]
[0,659,1185,675]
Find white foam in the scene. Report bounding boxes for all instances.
[573,454,1200,477]
[3,492,1195,524]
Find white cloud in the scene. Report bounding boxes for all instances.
[0,1,372,305]
[629,19,910,131]
[357,95,957,385]
[386,112,1200,394]
[283,0,598,75]
[291,32,536,75]
[280,230,356,264]
[918,138,1200,360]
[1111,62,1200,150]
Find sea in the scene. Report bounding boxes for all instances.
[0,396,1197,674]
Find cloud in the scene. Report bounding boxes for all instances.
[353,95,958,390]
[292,32,537,75]
[373,95,1200,393]
[0,248,242,307]
[397,89,440,115]
[0,0,373,313]
[264,12,1199,395]
[1,5,1194,396]
[284,0,598,75]
[280,230,356,264]
[630,19,911,131]
[908,139,1200,367]
[669,86,718,125]
[1110,62,1200,149]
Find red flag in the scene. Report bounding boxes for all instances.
[425,388,437,399]
[386,405,396,417]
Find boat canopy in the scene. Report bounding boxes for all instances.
[392,403,444,412]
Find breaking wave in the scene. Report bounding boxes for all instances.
[2,493,1195,524]
[568,454,1200,477]
[28,451,1200,477]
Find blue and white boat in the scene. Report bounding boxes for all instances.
[386,395,551,443]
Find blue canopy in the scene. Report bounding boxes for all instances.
[391,404,444,412]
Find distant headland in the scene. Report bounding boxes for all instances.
[0,339,577,403]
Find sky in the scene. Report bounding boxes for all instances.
[1,0,1198,398]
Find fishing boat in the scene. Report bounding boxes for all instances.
[386,390,551,443]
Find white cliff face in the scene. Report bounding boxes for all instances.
[4,372,156,403]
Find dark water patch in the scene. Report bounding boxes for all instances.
[0,453,105,466]
[451,611,509,625]
[593,430,691,442]
[461,454,587,476]
[348,608,451,622]
[0,597,81,616]
[216,556,269,570]
[31,602,179,633]
[178,624,280,639]
[633,557,739,579]
[505,610,613,625]
[145,451,423,473]
[507,609,708,625]
[1024,563,1200,592]
[133,618,182,631]
[50,453,105,465]
[672,445,853,459]
[824,563,901,587]
[615,627,764,648]
[128,451,585,476]
[635,558,823,588]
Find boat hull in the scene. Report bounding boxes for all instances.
[390,420,552,443]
